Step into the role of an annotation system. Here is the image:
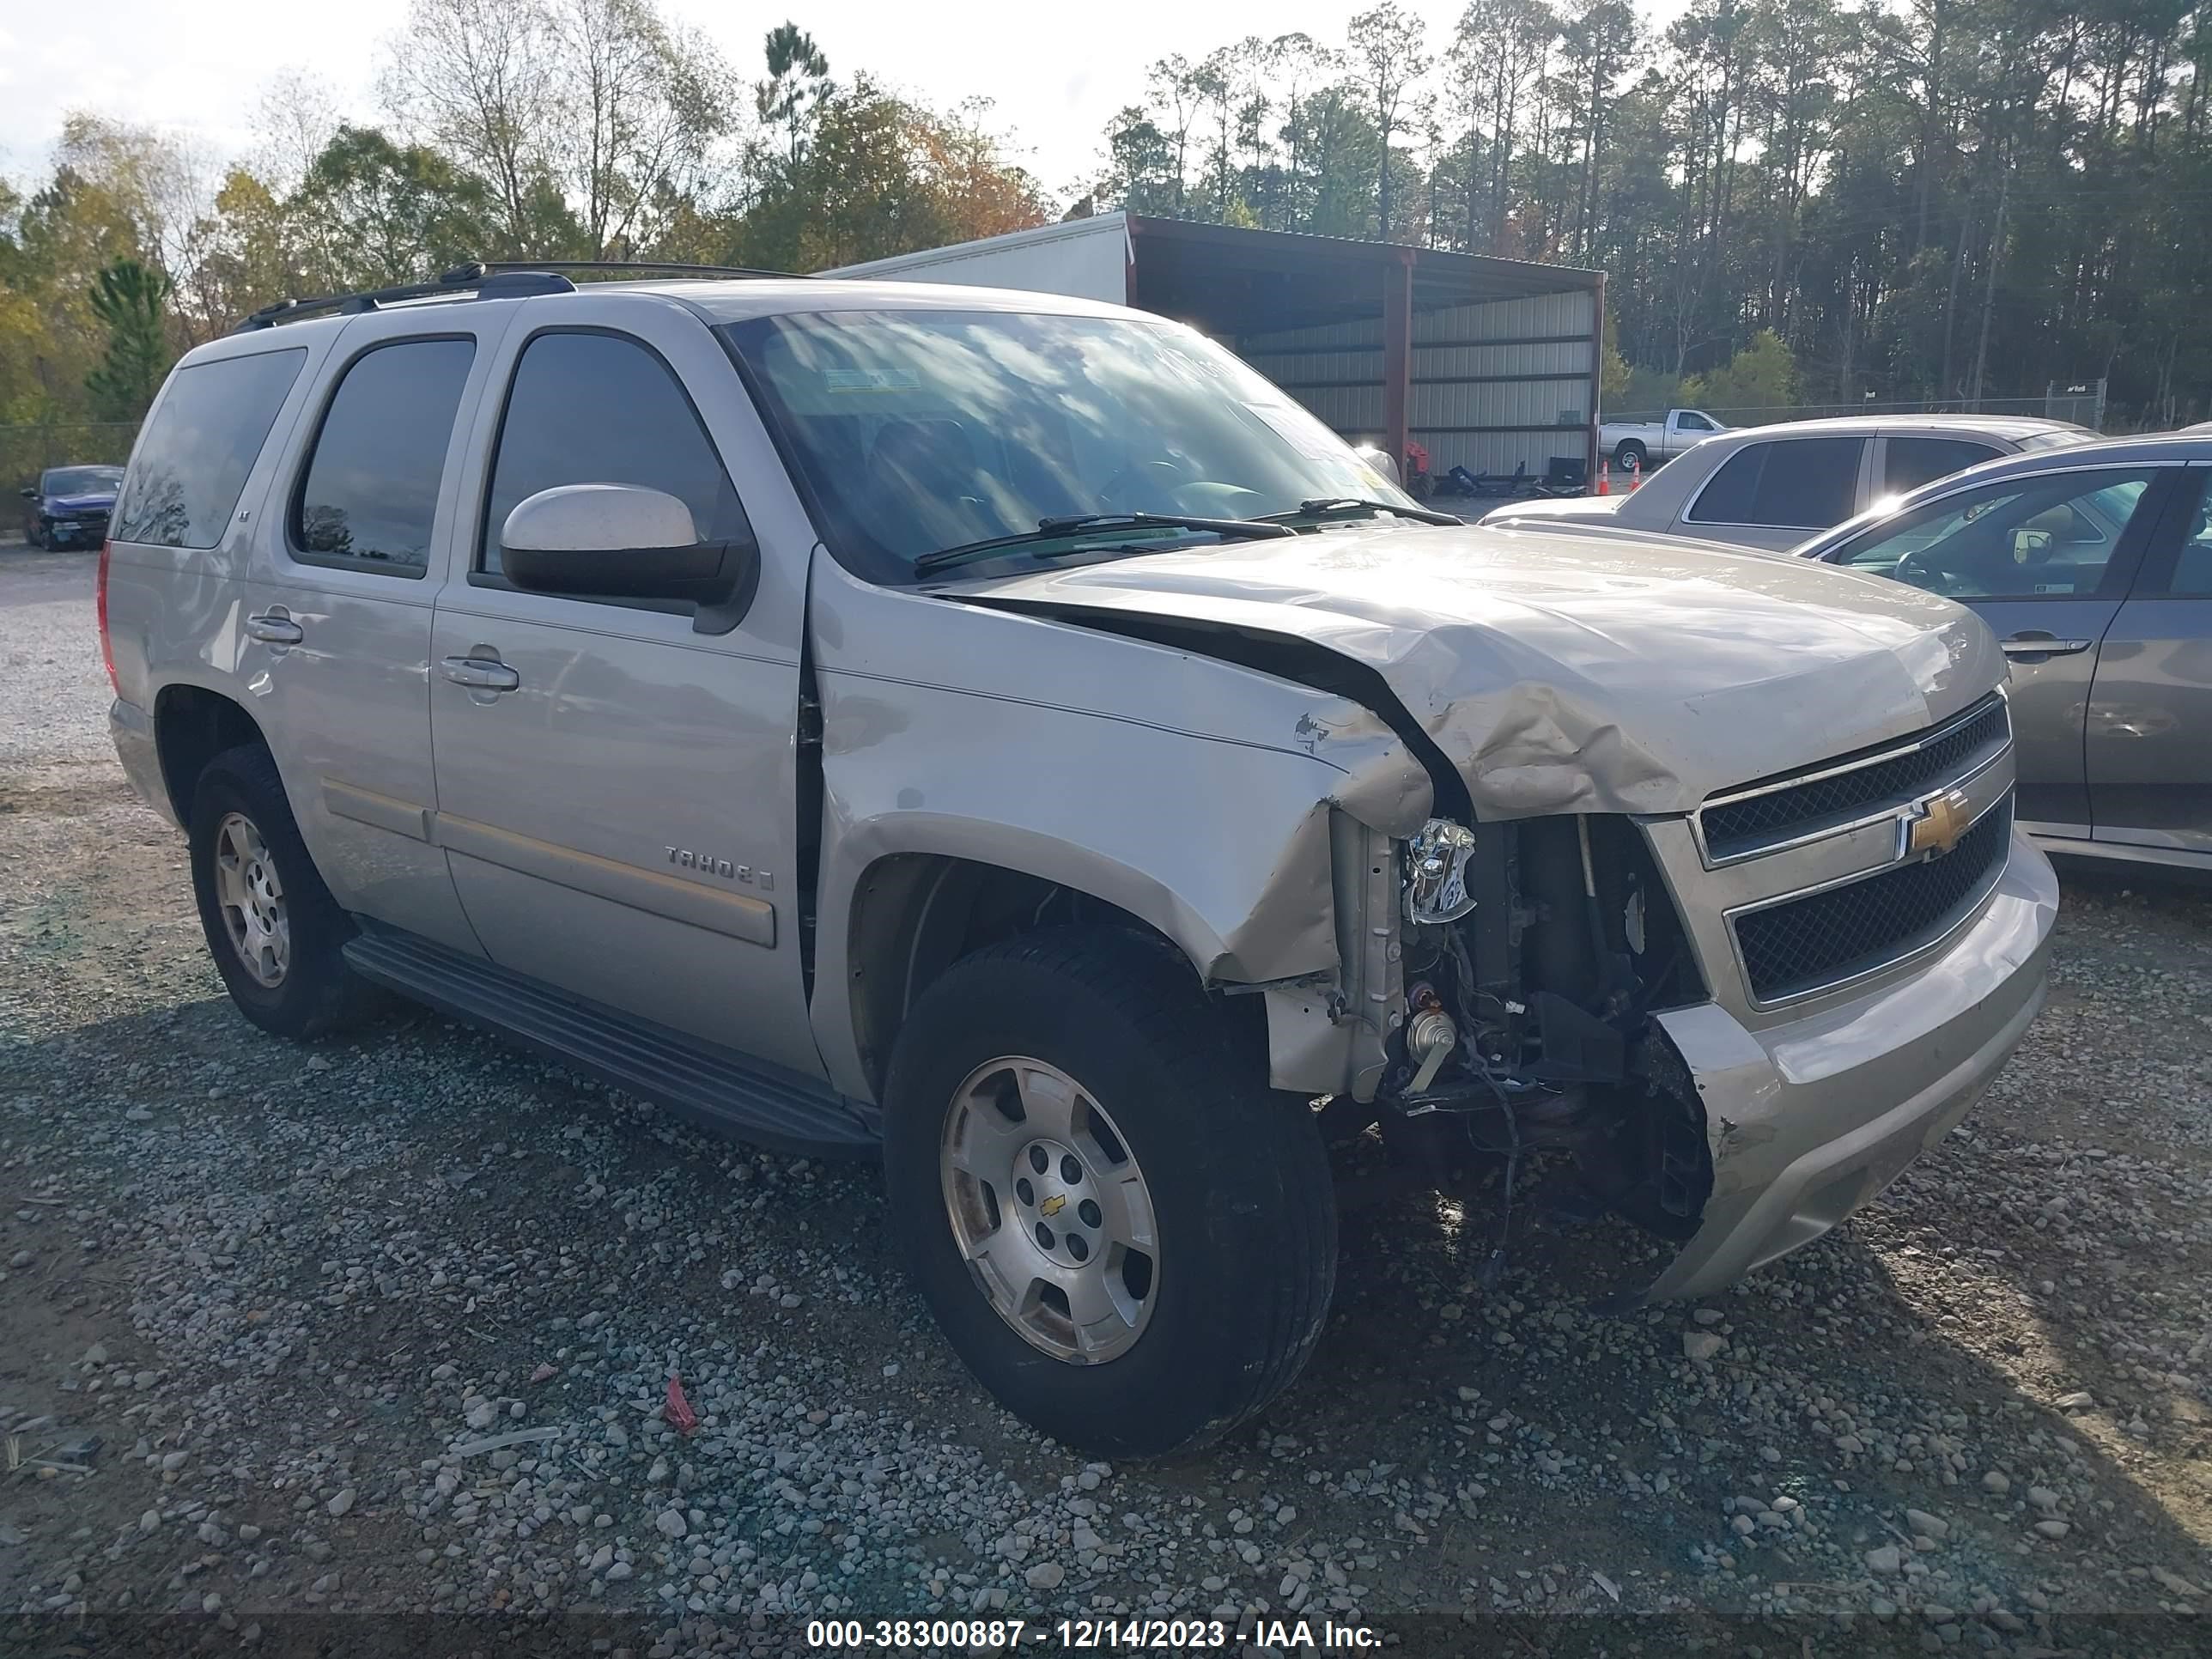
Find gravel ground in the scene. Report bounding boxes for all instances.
[3,540,2209,1655]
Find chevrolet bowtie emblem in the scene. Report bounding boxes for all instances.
[1039,1194,1066,1218]
[1905,788,1973,859]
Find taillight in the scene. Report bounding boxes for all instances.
[97,540,118,696]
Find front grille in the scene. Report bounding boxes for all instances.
[1732,797,2012,1004]
[1701,697,2010,862]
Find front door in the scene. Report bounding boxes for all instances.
[425,294,822,1078]
[2087,465,2212,856]
[1821,462,2184,836]
[240,310,510,955]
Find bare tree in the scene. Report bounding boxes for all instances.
[247,71,345,197]
[381,0,733,258]
[558,0,734,256]
[1348,1,1431,237]
[1447,0,1555,252]
[1146,55,1206,214]
[1267,34,1340,231]
[380,0,561,251]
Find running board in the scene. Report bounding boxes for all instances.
[342,927,880,1158]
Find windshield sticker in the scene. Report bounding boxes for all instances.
[1243,401,1344,462]
[825,368,922,392]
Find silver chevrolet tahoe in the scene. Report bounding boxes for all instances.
[100,265,2057,1457]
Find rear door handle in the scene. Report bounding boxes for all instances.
[1999,633,2092,659]
[440,655,520,692]
[244,613,303,647]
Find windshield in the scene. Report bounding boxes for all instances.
[720,308,1418,580]
[42,465,123,495]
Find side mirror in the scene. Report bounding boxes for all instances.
[501,484,759,632]
[17,486,34,499]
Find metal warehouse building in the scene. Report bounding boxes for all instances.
[828,213,1607,485]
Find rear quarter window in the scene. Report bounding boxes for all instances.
[1687,436,1865,529]
[112,348,307,549]
[1883,436,2001,495]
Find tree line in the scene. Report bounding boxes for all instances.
[3,0,2209,435]
[0,0,1046,430]
[1091,0,2212,424]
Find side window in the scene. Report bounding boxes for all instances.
[1883,436,2001,498]
[1687,436,1865,529]
[2160,473,2212,595]
[112,349,307,549]
[1832,467,2160,600]
[479,331,746,578]
[292,338,476,574]
[1676,411,1716,433]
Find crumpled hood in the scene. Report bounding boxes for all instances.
[45,492,116,514]
[957,520,2005,818]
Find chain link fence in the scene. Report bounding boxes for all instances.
[1,422,141,491]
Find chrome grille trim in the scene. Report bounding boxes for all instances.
[1723,791,2014,1010]
[1692,693,2012,869]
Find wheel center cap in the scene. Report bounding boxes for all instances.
[1039,1193,1066,1218]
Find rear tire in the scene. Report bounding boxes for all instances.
[1613,439,1648,471]
[882,927,1338,1459]
[187,743,380,1041]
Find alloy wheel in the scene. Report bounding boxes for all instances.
[939,1055,1158,1364]
[213,811,289,988]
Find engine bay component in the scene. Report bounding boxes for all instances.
[1382,812,1714,1268]
[1405,983,1458,1092]
[1403,817,1480,924]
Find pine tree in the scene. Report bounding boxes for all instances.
[85,259,172,422]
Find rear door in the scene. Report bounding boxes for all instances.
[424,292,823,1078]
[1677,434,1870,549]
[237,307,514,954]
[1820,463,2183,836]
[2084,465,2212,857]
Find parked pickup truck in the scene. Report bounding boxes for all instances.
[1600,408,1726,470]
[103,266,2056,1458]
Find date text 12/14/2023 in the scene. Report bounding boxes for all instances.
[804,1617,1384,1650]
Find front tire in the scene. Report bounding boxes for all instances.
[187,743,380,1040]
[883,927,1338,1459]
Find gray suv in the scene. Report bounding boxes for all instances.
[102,265,2056,1456]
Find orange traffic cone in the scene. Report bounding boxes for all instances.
[1626,455,1642,491]
[1595,459,1610,497]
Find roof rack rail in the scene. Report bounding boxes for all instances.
[229,258,811,335]
[476,258,810,282]
[230,265,576,335]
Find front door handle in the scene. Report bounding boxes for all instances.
[1999,632,2093,659]
[244,612,303,647]
[440,655,521,692]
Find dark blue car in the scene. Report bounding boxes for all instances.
[20,464,124,549]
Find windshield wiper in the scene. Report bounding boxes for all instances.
[1262,497,1466,527]
[911,512,1292,578]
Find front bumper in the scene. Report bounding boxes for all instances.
[43,514,107,545]
[1634,829,2057,1303]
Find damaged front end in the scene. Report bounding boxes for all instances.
[1322,809,1717,1287]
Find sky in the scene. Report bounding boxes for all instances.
[0,0,1693,205]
